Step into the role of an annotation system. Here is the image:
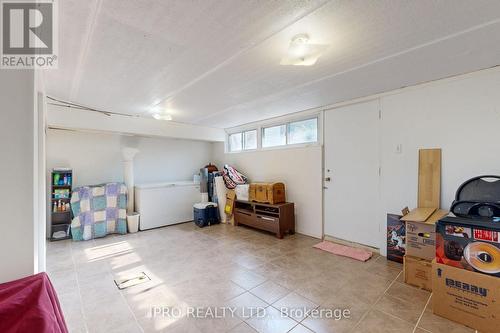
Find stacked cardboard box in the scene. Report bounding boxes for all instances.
[402,149,446,291]
[432,261,499,333]
[402,208,448,291]
[432,216,500,332]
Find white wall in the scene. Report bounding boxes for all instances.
[36,85,47,274]
[378,67,500,255]
[46,130,213,187]
[0,70,39,283]
[214,67,500,252]
[46,129,213,234]
[212,144,323,238]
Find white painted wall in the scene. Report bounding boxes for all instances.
[46,129,213,233]
[378,68,500,255]
[214,67,500,252]
[0,70,38,283]
[35,81,47,274]
[212,144,323,238]
[46,130,213,187]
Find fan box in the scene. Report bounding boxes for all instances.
[433,262,500,333]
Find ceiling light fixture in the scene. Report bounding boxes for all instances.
[152,113,172,121]
[280,33,328,66]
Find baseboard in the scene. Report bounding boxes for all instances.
[323,235,380,254]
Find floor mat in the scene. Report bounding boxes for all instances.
[313,241,373,262]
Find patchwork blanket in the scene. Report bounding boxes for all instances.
[70,183,127,241]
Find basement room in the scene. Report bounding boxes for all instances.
[1,1,499,333]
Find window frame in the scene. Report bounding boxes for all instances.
[225,113,321,153]
[243,129,258,150]
[261,124,287,148]
[227,129,259,153]
[228,132,243,152]
[286,117,319,146]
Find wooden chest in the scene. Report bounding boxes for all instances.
[249,182,286,204]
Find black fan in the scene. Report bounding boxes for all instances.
[451,175,500,218]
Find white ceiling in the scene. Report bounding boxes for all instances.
[44,0,500,129]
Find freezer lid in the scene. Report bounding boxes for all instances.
[135,180,200,190]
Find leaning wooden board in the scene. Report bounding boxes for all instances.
[418,149,441,208]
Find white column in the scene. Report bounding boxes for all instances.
[122,148,139,213]
[0,70,38,282]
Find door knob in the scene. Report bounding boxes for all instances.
[325,177,331,182]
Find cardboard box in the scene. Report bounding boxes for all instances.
[404,255,432,291]
[432,261,500,333]
[249,182,286,204]
[403,208,448,260]
[224,190,236,216]
[436,216,500,277]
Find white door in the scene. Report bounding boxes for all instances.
[323,100,380,248]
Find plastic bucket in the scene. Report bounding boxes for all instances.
[127,213,140,233]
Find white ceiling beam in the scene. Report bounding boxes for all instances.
[46,103,225,142]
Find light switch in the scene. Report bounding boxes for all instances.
[396,144,403,154]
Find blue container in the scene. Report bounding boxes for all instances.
[193,203,220,228]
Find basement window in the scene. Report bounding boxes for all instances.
[227,115,319,152]
[243,130,257,150]
[262,125,287,148]
[288,118,318,145]
[228,133,242,152]
[228,129,257,152]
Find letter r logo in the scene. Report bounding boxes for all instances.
[2,1,53,54]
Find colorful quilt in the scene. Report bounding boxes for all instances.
[70,183,127,241]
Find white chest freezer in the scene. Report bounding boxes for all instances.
[135,181,200,230]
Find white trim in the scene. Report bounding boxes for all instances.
[226,128,259,153]
[225,112,322,154]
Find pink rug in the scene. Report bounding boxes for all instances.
[313,241,373,262]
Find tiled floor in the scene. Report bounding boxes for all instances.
[46,223,476,333]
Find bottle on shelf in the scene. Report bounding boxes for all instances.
[53,201,57,213]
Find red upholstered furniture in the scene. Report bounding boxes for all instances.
[0,272,68,333]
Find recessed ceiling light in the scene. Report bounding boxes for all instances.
[280,33,328,66]
[152,114,172,121]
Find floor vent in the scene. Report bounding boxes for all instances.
[114,272,151,290]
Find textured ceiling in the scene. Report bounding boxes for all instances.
[44,0,500,128]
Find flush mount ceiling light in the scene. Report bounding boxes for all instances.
[152,113,172,121]
[280,33,328,66]
[149,105,173,121]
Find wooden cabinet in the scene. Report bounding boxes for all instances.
[234,200,295,239]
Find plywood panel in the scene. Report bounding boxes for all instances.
[418,149,441,208]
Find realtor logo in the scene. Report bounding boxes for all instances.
[1,0,58,68]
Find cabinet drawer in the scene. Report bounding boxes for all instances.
[253,214,279,233]
[256,214,278,224]
[234,210,254,225]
